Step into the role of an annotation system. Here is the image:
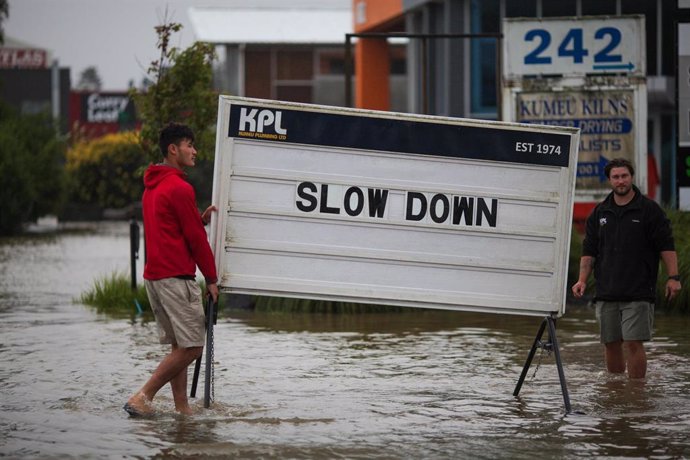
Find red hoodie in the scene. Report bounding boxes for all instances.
[142,164,218,284]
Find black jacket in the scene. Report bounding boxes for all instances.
[582,185,675,302]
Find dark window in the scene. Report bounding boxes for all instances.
[276,85,312,103]
[661,1,676,75]
[506,0,537,18]
[581,0,617,16]
[543,0,577,17]
[390,45,407,75]
[276,50,313,80]
[245,50,271,99]
[319,50,345,75]
[622,0,657,74]
[470,0,499,116]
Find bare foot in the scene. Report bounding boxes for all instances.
[175,404,194,416]
[124,392,155,417]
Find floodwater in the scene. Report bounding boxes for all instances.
[1,222,689,459]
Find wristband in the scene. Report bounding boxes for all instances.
[668,275,681,281]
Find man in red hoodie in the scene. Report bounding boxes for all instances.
[125,122,219,416]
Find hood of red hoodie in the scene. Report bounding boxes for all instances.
[143,164,184,189]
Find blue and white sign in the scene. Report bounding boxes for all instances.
[503,16,646,78]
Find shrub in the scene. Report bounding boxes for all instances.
[78,272,150,317]
[657,209,690,312]
[0,104,66,235]
[65,131,147,209]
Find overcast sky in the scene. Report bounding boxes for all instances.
[4,0,350,91]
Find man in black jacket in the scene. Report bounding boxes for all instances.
[572,157,682,379]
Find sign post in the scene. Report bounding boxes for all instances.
[503,16,645,79]
[502,16,647,208]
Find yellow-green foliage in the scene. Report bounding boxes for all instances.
[66,131,147,209]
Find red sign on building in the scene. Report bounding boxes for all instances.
[0,48,48,69]
[69,91,139,139]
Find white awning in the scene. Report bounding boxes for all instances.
[188,8,352,45]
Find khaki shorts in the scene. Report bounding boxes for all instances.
[144,278,205,348]
[595,300,654,344]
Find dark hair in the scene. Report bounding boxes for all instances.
[159,122,195,157]
[604,157,635,178]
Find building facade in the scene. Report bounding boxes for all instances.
[0,38,70,133]
[354,0,689,207]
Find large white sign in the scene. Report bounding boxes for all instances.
[503,16,645,78]
[211,96,579,316]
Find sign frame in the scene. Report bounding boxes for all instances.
[502,15,646,79]
[210,96,580,317]
[502,77,648,203]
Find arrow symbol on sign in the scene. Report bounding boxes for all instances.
[592,62,635,71]
[577,155,610,182]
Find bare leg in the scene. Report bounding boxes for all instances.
[624,341,647,379]
[604,341,626,374]
[127,345,203,414]
[169,345,195,415]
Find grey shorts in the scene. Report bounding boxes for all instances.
[144,278,205,348]
[595,300,654,344]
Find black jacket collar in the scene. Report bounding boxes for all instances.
[602,184,642,211]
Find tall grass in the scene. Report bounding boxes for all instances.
[78,273,216,317]
[78,272,150,317]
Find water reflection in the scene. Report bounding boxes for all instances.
[1,222,689,458]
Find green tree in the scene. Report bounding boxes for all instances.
[0,0,8,45]
[0,104,66,235]
[131,22,217,163]
[76,66,103,91]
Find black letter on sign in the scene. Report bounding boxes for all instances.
[344,186,364,216]
[320,184,340,214]
[406,192,427,221]
[430,194,450,223]
[367,188,389,218]
[476,198,498,227]
[296,182,318,212]
[452,196,474,225]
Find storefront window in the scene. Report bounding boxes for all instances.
[470,0,499,117]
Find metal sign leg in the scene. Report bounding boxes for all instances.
[514,316,572,414]
[203,297,216,408]
[190,354,202,398]
[547,316,572,413]
[514,318,547,397]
